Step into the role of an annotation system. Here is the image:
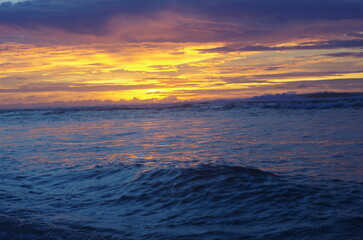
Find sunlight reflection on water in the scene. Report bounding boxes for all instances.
[1,103,363,239]
[0,105,362,181]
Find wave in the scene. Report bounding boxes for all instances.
[2,165,362,239]
[0,214,115,240]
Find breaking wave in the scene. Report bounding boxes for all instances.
[1,165,362,239]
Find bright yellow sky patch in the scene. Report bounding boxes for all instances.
[0,39,362,105]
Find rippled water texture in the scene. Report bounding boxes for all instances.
[0,100,362,239]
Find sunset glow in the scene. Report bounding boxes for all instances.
[0,0,362,107]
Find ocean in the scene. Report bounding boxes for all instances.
[0,96,362,239]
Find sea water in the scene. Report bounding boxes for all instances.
[0,98,362,239]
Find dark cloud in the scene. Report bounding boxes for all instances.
[0,0,362,35]
[181,0,363,22]
[267,78,363,91]
[220,76,266,84]
[0,0,170,34]
[202,78,363,95]
[347,32,363,38]
[324,52,363,58]
[199,39,363,53]
[253,70,363,80]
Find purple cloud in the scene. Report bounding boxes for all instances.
[0,0,362,37]
[199,39,363,53]
[324,52,363,58]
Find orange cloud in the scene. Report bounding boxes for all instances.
[0,31,362,106]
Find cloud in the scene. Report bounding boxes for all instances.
[0,0,169,34]
[252,70,363,80]
[267,78,363,91]
[198,78,363,96]
[324,52,363,58]
[1,2,362,104]
[219,76,266,84]
[0,83,164,93]
[180,0,363,22]
[0,0,362,37]
[199,39,363,53]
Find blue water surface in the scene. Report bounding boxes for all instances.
[0,99,362,239]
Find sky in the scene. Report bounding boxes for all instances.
[0,0,362,106]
